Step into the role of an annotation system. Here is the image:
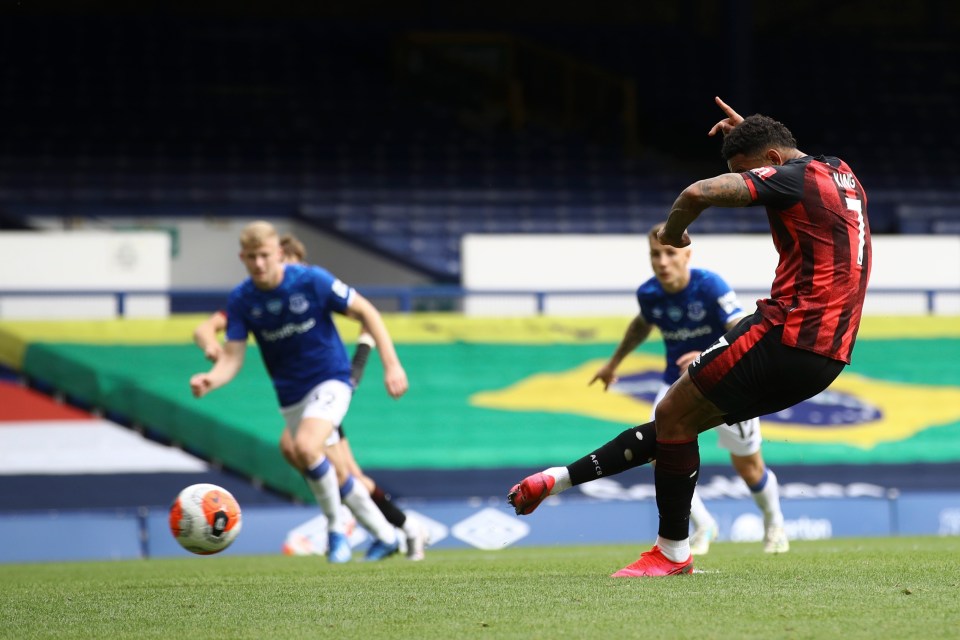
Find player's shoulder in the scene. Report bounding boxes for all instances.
[788,154,858,178]
[637,276,663,299]
[690,268,726,286]
[811,155,861,180]
[689,268,715,282]
[291,263,334,281]
[750,156,811,180]
[690,268,733,296]
[229,278,255,300]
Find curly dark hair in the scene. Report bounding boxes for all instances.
[721,114,797,161]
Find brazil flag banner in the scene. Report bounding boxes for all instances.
[3,315,959,500]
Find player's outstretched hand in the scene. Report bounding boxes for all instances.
[383,364,409,399]
[708,96,744,137]
[589,363,618,391]
[190,373,214,398]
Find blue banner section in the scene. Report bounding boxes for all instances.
[1,512,144,563]
[3,493,960,564]
[364,462,960,500]
[0,473,294,511]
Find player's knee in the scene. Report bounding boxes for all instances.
[731,453,765,484]
[653,396,690,440]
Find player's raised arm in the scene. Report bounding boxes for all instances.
[708,96,745,137]
[659,174,753,247]
[344,294,408,399]
[190,339,247,398]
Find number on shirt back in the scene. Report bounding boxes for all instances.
[845,196,865,266]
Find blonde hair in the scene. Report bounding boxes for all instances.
[280,234,307,263]
[239,220,279,249]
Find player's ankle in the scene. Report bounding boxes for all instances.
[656,536,691,562]
[543,467,571,494]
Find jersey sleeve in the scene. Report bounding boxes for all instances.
[703,272,745,326]
[636,284,655,325]
[739,161,805,209]
[311,266,354,314]
[224,291,248,342]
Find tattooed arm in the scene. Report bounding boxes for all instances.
[658,174,753,248]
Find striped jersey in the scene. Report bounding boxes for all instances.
[225,263,353,407]
[739,155,871,363]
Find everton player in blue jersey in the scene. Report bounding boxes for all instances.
[190,221,409,562]
[504,224,788,556]
[588,224,787,555]
[192,233,428,561]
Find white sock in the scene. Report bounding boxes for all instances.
[401,516,420,537]
[544,466,571,494]
[304,457,346,534]
[656,535,691,562]
[341,476,398,545]
[689,489,715,530]
[751,468,785,527]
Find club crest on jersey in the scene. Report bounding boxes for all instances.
[267,299,284,315]
[750,166,777,180]
[289,293,309,314]
[687,301,706,321]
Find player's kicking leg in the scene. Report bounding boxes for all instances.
[508,421,659,515]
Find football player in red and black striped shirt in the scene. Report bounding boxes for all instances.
[508,97,871,577]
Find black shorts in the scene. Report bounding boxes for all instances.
[688,310,845,425]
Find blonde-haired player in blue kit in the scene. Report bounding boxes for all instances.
[511,223,789,555]
[190,220,408,562]
[192,233,428,560]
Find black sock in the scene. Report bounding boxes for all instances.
[567,422,657,486]
[370,484,407,528]
[654,439,700,541]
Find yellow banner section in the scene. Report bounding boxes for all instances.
[471,354,960,449]
[1,313,958,369]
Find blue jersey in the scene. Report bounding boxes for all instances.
[225,263,353,407]
[637,268,745,384]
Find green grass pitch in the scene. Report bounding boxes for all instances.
[2,537,958,640]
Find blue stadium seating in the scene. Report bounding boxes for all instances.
[0,16,957,280]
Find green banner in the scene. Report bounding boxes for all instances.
[20,337,960,480]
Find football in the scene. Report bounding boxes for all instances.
[169,483,242,555]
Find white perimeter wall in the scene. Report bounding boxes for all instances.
[25,216,433,289]
[0,231,170,319]
[462,234,960,316]
[2,225,956,319]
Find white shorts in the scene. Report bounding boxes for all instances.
[652,383,761,457]
[280,379,353,447]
